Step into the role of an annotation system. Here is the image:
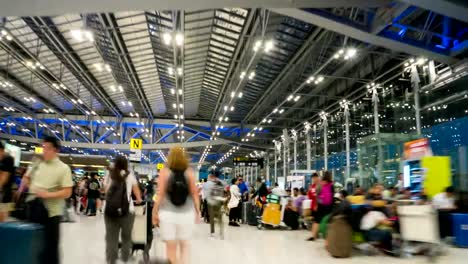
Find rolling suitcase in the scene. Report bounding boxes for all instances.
[242,202,251,224]
[0,221,44,264]
[452,213,468,247]
[327,215,353,258]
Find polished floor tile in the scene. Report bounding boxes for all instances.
[61,214,468,264]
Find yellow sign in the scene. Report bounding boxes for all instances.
[157,163,164,170]
[130,138,142,149]
[35,147,43,154]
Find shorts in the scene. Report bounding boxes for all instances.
[313,204,333,223]
[159,210,195,241]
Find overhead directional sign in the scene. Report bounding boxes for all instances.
[130,138,143,149]
[129,138,142,162]
[233,157,264,167]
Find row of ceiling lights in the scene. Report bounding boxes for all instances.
[207,39,276,165]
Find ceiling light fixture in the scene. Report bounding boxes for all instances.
[175,33,184,46]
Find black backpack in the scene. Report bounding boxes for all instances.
[105,176,129,217]
[167,169,189,206]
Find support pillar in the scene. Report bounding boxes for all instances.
[291,130,297,172]
[411,65,422,135]
[320,112,328,171]
[305,123,311,171]
[341,100,351,181]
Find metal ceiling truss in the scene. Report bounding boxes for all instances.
[86,13,154,119]
[22,16,122,117]
[1,2,466,167]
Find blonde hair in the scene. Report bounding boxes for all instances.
[166,146,189,171]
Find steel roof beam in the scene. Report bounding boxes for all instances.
[271,8,457,65]
[23,17,122,117]
[89,13,154,119]
[0,0,390,16]
[242,27,326,122]
[398,0,468,24]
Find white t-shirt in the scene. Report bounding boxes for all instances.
[360,211,387,230]
[432,193,455,209]
[104,171,137,212]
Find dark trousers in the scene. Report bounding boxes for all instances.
[208,204,223,236]
[105,214,135,264]
[229,204,241,222]
[87,198,96,214]
[438,210,454,238]
[364,228,392,251]
[41,216,61,264]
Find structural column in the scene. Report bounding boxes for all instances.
[341,100,351,181]
[305,122,311,171]
[320,112,328,171]
[291,129,297,172]
[370,83,383,182]
[411,65,422,135]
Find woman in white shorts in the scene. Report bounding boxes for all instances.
[153,147,200,264]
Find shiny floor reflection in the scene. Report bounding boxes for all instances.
[62,215,468,264]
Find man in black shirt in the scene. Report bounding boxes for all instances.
[86,173,100,216]
[0,142,16,221]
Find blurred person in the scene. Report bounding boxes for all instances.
[228,178,241,226]
[87,172,100,216]
[21,137,73,264]
[395,173,404,192]
[205,173,225,239]
[284,198,299,230]
[237,176,248,201]
[103,155,142,264]
[286,189,292,197]
[253,177,269,207]
[294,188,307,216]
[306,173,321,241]
[152,147,200,264]
[433,186,456,210]
[360,206,394,253]
[201,178,209,223]
[292,187,299,199]
[308,171,334,241]
[0,141,16,222]
[433,186,457,239]
[396,187,413,200]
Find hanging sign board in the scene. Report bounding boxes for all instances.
[403,138,432,160]
[129,138,142,163]
[157,163,164,170]
[233,157,264,167]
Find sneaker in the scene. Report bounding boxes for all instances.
[306,237,315,241]
[232,222,240,227]
[209,233,215,239]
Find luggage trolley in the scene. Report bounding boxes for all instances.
[397,204,442,261]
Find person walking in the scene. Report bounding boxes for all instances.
[309,171,334,241]
[205,173,225,239]
[307,173,321,241]
[152,147,200,264]
[21,136,73,264]
[228,178,241,226]
[87,172,100,216]
[0,142,16,222]
[103,155,142,264]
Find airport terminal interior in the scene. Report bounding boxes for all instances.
[1,0,468,263]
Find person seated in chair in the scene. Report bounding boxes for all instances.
[283,198,299,230]
[360,205,394,253]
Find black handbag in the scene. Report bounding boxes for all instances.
[10,191,28,220]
